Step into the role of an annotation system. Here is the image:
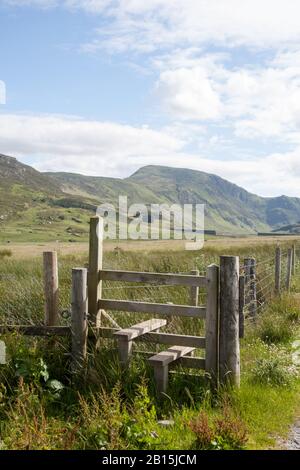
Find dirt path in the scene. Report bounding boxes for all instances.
[283,421,300,450]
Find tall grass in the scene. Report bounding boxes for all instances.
[0,242,299,449]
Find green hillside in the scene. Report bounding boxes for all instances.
[48,165,300,234]
[0,154,95,242]
[2,153,300,241]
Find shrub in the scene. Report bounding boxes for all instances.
[2,380,77,450]
[189,408,248,450]
[251,357,297,387]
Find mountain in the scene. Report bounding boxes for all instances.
[47,165,300,234]
[0,154,95,242]
[0,153,61,217]
[2,153,300,241]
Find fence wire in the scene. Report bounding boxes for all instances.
[240,245,297,328]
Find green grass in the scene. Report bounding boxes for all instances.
[0,244,299,449]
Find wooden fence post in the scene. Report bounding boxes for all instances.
[43,251,59,326]
[239,275,245,339]
[205,264,219,386]
[88,216,104,326]
[286,248,293,291]
[190,269,199,306]
[249,258,257,319]
[71,268,88,373]
[219,256,240,387]
[292,244,296,276]
[244,257,251,308]
[275,247,281,294]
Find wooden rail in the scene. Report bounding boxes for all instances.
[98,299,206,318]
[100,269,207,287]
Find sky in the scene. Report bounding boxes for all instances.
[1,1,300,197]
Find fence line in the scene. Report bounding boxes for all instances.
[1,215,299,395]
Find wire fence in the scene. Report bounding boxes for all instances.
[239,245,297,333]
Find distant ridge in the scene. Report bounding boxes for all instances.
[1,153,300,239]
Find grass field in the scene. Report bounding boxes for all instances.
[0,238,299,450]
[2,233,300,259]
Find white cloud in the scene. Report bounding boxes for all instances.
[0,113,184,176]
[6,1,300,51]
[156,67,222,120]
[153,51,300,142]
[3,0,300,198]
[1,112,300,197]
[77,0,300,52]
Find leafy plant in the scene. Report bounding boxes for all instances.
[189,408,248,450]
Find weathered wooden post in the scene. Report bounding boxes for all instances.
[244,257,251,311]
[71,268,88,373]
[190,269,199,306]
[88,216,104,326]
[275,247,281,294]
[249,258,257,319]
[286,248,293,291]
[43,251,59,326]
[292,244,296,276]
[205,264,219,386]
[239,275,245,339]
[219,256,240,388]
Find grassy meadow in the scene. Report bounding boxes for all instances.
[0,239,299,450]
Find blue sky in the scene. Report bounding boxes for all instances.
[1,0,300,197]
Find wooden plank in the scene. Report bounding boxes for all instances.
[88,216,103,326]
[0,325,70,336]
[100,269,208,287]
[71,268,88,373]
[205,264,219,384]
[219,256,240,387]
[149,346,195,367]
[114,318,167,340]
[144,332,205,348]
[99,299,206,318]
[97,327,206,348]
[130,350,206,370]
[43,251,59,326]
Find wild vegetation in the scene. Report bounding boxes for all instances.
[0,241,299,450]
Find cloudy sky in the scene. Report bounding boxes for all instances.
[1,1,300,196]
